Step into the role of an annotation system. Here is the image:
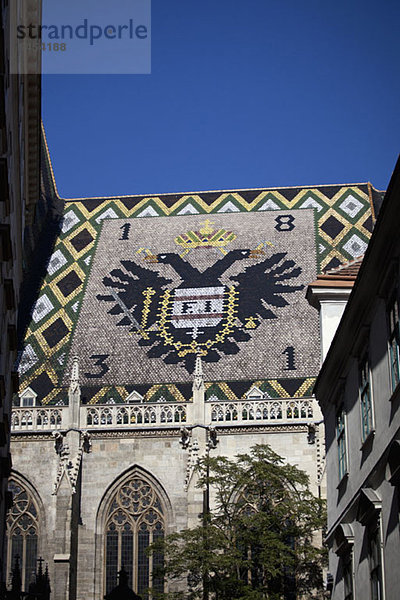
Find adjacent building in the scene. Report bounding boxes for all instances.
[314,156,400,599]
[0,0,60,586]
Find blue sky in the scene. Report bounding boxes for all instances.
[42,0,400,198]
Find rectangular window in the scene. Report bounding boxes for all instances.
[343,551,354,600]
[360,356,373,442]
[336,407,348,481]
[388,295,400,393]
[21,396,34,407]
[369,522,383,600]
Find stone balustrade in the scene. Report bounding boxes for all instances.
[11,407,65,431]
[84,403,187,428]
[208,398,313,424]
[11,397,314,432]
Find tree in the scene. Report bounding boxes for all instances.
[148,444,326,600]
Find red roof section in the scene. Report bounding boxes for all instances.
[324,256,364,278]
[308,256,364,288]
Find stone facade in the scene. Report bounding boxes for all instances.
[10,358,323,599]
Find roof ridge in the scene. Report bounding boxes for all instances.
[60,183,377,203]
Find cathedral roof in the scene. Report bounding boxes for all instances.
[16,137,383,406]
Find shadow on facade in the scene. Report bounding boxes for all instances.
[104,567,142,600]
[1,556,50,600]
[2,560,143,600]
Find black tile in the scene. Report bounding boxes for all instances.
[280,188,301,202]
[70,228,94,252]
[57,270,82,297]
[318,185,343,200]
[42,317,69,348]
[175,383,192,400]
[362,215,373,233]
[229,380,254,399]
[323,257,342,272]
[81,386,101,403]
[235,190,262,203]
[30,372,54,400]
[125,384,151,397]
[201,192,226,204]
[81,198,105,212]
[276,378,306,397]
[371,189,385,217]
[320,215,345,239]
[120,197,143,211]
[163,194,192,207]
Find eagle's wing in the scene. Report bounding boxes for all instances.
[97,259,172,329]
[230,252,304,324]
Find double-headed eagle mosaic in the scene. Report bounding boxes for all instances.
[97,220,304,372]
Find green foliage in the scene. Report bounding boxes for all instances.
[148,444,326,599]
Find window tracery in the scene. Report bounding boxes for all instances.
[6,478,39,591]
[104,476,165,598]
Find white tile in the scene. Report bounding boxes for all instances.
[31,294,54,323]
[47,249,67,276]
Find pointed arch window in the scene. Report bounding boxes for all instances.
[6,478,39,591]
[104,476,165,598]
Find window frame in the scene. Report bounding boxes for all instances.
[6,478,40,592]
[18,386,37,407]
[21,396,34,407]
[103,476,165,598]
[336,405,348,482]
[359,354,374,444]
[342,548,354,600]
[368,520,384,600]
[387,293,400,394]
